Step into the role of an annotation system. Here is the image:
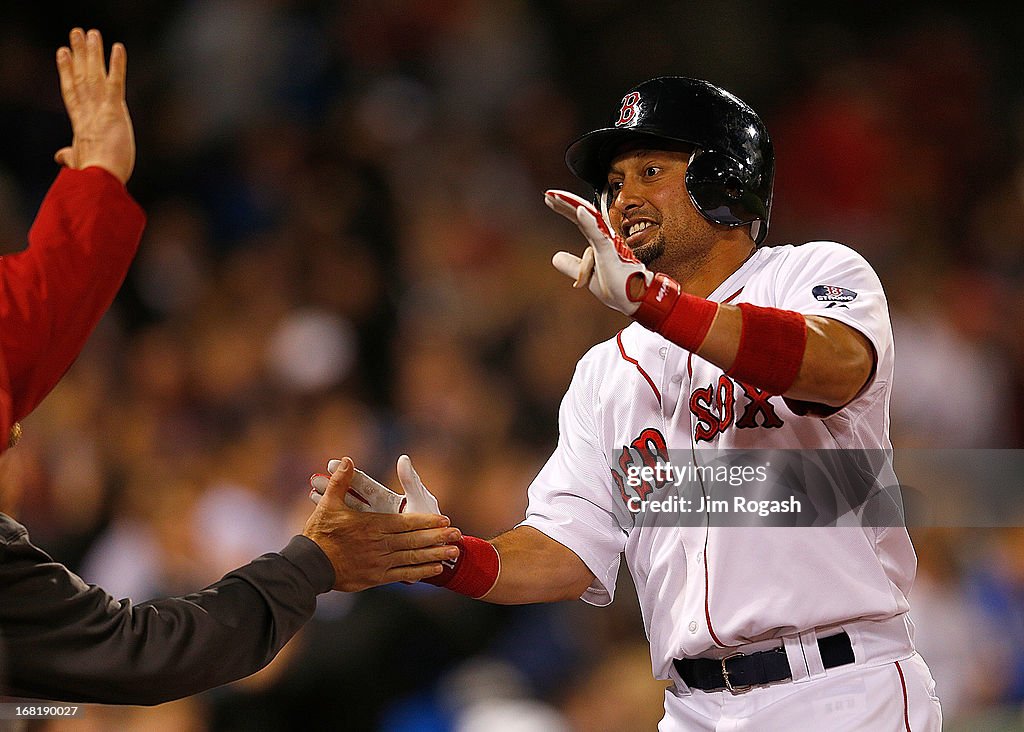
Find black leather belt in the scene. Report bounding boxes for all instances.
[674,631,854,693]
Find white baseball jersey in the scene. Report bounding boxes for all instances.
[521,240,918,682]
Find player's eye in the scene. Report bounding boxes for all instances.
[644,166,661,177]
[608,180,624,193]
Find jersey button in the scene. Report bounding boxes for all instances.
[659,347,668,358]
[688,621,698,633]
[696,552,704,565]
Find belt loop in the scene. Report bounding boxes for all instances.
[782,634,810,683]
[800,628,827,679]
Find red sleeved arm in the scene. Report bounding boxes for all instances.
[0,167,146,437]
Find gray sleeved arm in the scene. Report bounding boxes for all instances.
[0,513,335,705]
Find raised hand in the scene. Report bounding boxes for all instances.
[545,190,653,316]
[54,28,135,184]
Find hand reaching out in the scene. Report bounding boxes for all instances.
[309,456,498,599]
[54,28,135,184]
[302,457,461,592]
[309,454,443,516]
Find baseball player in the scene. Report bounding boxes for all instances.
[314,77,941,730]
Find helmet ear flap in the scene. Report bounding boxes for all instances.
[685,149,769,243]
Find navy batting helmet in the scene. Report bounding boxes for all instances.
[565,77,774,244]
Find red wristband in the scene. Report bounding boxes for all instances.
[633,273,680,330]
[634,273,719,352]
[422,535,500,599]
[726,303,807,395]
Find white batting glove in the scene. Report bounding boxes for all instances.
[308,455,442,516]
[545,189,654,316]
[309,460,407,513]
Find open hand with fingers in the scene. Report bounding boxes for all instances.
[54,28,135,184]
[309,454,442,515]
[546,189,704,335]
[301,457,461,592]
[545,190,655,316]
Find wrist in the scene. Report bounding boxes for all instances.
[283,535,337,595]
[77,163,130,186]
[632,272,681,330]
[634,274,719,352]
[422,535,500,599]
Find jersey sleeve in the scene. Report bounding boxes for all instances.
[772,241,894,399]
[518,351,626,606]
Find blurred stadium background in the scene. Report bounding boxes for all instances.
[1,1,1023,730]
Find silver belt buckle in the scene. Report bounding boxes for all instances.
[721,652,753,694]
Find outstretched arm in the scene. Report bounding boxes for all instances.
[0,521,330,705]
[312,456,596,603]
[1,458,459,704]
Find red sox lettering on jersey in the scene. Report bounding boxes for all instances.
[520,240,918,686]
[689,376,783,442]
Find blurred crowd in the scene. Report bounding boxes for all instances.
[0,1,1022,730]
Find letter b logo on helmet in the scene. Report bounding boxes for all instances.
[565,77,774,244]
[616,91,642,127]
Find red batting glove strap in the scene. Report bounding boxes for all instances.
[634,273,719,352]
[726,303,808,395]
[422,535,499,599]
[632,273,680,329]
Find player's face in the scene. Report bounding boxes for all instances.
[605,146,717,267]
